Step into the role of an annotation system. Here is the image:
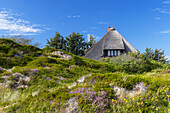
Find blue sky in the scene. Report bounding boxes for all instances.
[0,0,170,58]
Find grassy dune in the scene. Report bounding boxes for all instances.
[0,38,169,112]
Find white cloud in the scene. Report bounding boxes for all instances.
[152,8,170,14]
[82,30,88,33]
[90,27,97,29]
[0,9,44,35]
[162,1,170,4]
[8,33,37,36]
[160,30,170,33]
[67,15,81,18]
[98,21,109,25]
[152,8,161,12]
[154,17,161,20]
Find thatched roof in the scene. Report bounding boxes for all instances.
[103,29,125,50]
[85,27,138,60]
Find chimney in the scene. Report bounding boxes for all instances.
[108,27,115,31]
[108,27,111,31]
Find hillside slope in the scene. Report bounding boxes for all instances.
[0,38,169,112]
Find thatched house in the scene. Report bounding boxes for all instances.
[85,27,138,60]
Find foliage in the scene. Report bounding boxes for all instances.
[46,32,96,56]
[112,87,169,112]
[71,88,111,112]
[0,38,169,112]
[65,32,85,56]
[130,48,168,63]
[100,48,169,73]
[0,38,42,68]
[47,32,66,50]
[84,73,170,112]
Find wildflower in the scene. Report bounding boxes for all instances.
[141,102,143,105]
[139,109,142,113]
[151,97,154,101]
[112,99,115,102]
[30,69,39,73]
[100,91,107,97]
[156,107,158,111]
[90,91,96,95]
[50,101,53,104]
[133,97,135,101]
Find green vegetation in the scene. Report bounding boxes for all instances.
[100,48,169,73]
[47,32,95,56]
[0,38,42,69]
[0,38,169,112]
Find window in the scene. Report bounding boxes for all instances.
[118,50,120,56]
[114,50,116,56]
[111,50,113,56]
[108,50,110,56]
[104,50,122,57]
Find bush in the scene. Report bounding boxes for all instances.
[100,53,168,73]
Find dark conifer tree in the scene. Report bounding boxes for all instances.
[47,32,95,56]
[47,32,66,50]
[65,32,85,56]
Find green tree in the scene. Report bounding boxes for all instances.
[143,48,167,63]
[65,32,85,56]
[130,48,167,63]
[143,48,154,61]
[153,49,167,63]
[47,32,66,50]
[46,32,96,56]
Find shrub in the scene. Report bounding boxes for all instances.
[100,53,167,73]
[71,88,112,113]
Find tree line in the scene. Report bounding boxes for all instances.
[2,33,168,63]
[46,32,95,56]
[1,32,96,56]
